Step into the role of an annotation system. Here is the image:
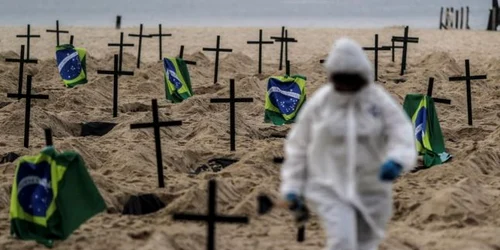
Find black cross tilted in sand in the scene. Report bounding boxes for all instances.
[173,179,249,250]
[271,27,297,70]
[7,75,49,148]
[210,79,253,151]
[108,32,135,72]
[97,55,134,117]
[363,34,391,82]
[45,128,53,146]
[16,24,41,60]
[150,24,172,61]
[247,29,274,74]
[130,99,182,188]
[426,77,451,105]
[203,36,233,84]
[5,45,38,99]
[449,60,487,126]
[46,20,69,47]
[178,45,197,65]
[392,26,419,76]
[128,24,152,69]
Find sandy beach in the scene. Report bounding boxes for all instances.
[1,25,500,250]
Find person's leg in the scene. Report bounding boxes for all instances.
[314,200,358,250]
[356,209,383,250]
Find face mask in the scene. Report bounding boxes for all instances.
[330,73,368,93]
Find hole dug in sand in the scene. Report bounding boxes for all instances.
[189,158,239,175]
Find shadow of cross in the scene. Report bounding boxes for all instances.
[173,179,249,250]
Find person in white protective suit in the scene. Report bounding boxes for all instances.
[279,38,417,250]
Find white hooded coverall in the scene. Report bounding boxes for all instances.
[280,38,417,250]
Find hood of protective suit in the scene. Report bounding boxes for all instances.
[324,38,373,86]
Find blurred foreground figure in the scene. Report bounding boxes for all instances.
[280,38,417,250]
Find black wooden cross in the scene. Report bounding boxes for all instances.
[150,24,172,61]
[45,128,53,146]
[203,36,233,84]
[128,24,152,69]
[272,156,306,242]
[46,20,69,47]
[426,77,451,105]
[178,45,197,65]
[449,60,487,126]
[69,35,74,46]
[5,45,38,99]
[271,27,297,70]
[97,55,134,117]
[108,32,135,72]
[173,179,249,250]
[210,79,253,151]
[130,99,182,188]
[247,29,274,74]
[7,75,49,148]
[363,34,391,82]
[392,26,419,76]
[286,60,291,76]
[16,24,40,60]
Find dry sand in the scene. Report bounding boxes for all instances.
[0,25,500,250]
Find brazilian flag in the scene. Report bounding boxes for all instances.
[403,94,452,168]
[264,75,307,125]
[55,44,88,88]
[163,57,193,103]
[10,147,106,247]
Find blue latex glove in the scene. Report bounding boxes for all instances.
[379,160,403,181]
[285,193,303,211]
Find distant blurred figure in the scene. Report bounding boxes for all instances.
[280,38,417,250]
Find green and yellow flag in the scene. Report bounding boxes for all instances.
[163,57,193,103]
[264,75,307,125]
[10,147,106,247]
[403,94,452,168]
[55,44,88,88]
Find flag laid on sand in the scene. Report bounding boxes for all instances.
[403,94,452,168]
[10,147,106,247]
[55,44,88,88]
[264,75,307,125]
[163,57,193,103]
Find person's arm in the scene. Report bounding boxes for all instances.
[380,91,417,173]
[279,98,315,197]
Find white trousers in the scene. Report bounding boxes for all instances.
[312,199,382,250]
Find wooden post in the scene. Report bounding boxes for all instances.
[445,8,449,27]
[466,6,470,29]
[116,15,122,29]
[460,7,464,29]
[493,7,498,31]
[455,10,459,29]
[440,7,444,29]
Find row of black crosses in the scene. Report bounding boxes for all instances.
[320,26,419,82]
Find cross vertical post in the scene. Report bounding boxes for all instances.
[97,55,134,117]
[46,20,69,47]
[5,45,38,99]
[128,24,152,69]
[210,79,253,151]
[150,24,172,61]
[7,75,49,148]
[108,32,135,72]
[449,60,487,126]
[247,29,274,74]
[173,180,249,250]
[16,24,41,60]
[202,36,233,84]
[45,128,53,146]
[130,99,182,188]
